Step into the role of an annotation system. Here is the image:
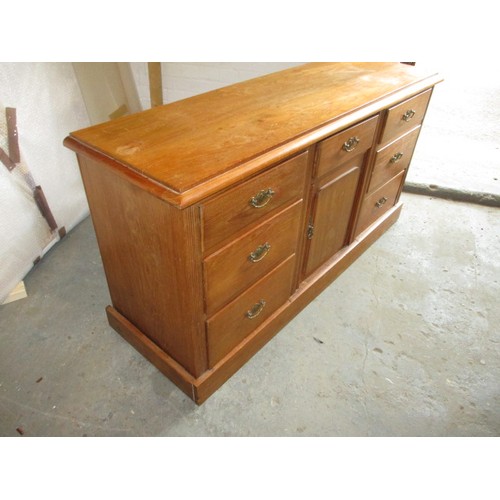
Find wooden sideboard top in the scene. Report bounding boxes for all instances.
[65,62,441,208]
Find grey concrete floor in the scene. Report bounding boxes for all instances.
[1,192,499,436]
[406,62,500,197]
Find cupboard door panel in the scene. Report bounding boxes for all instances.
[305,161,362,276]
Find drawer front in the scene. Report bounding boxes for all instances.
[356,171,405,234]
[207,255,296,367]
[204,201,302,315]
[380,89,431,144]
[202,152,308,253]
[315,115,378,178]
[368,127,420,193]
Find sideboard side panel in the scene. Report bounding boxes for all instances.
[78,154,207,377]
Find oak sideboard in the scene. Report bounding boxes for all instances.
[65,62,442,404]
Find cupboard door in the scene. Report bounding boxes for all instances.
[305,160,362,276]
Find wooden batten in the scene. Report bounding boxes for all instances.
[148,63,163,108]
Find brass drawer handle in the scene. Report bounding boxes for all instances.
[246,299,266,319]
[402,109,416,122]
[390,152,404,163]
[375,196,388,208]
[249,188,275,208]
[342,136,360,152]
[248,242,271,262]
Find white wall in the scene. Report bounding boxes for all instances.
[130,62,303,109]
[0,63,90,303]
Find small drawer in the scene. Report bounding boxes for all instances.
[206,255,296,367]
[379,89,431,145]
[204,201,302,315]
[202,151,308,253]
[368,127,420,193]
[315,115,378,178]
[356,171,405,234]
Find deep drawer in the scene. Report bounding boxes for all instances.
[368,127,420,193]
[206,255,296,367]
[202,152,308,253]
[315,115,378,178]
[379,89,431,145]
[356,170,405,234]
[204,200,302,315]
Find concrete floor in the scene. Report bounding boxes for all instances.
[406,62,500,198]
[1,192,499,436]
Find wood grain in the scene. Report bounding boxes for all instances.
[206,255,296,367]
[368,126,421,193]
[379,89,432,144]
[202,151,308,253]
[78,154,207,376]
[204,201,303,315]
[356,170,406,234]
[202,151,308,254]
[315,115,378,179]
[68,63,441,196]
[305,160,363,276]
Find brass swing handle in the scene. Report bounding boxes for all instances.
[342,136,360,152]
[246,299,266,319]
[375,196,388,208]
[248,242,271,262]
[390,152,404,163]
[402,109,416,122]
[249,188,275,208]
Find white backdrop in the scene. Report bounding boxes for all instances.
[0,63,90,303]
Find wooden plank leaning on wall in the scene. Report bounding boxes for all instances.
[148,63,163,107]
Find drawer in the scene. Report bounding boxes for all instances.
[356,170,405,234]
[315,115,378,178]
[204,200,302,315]
[368,127,420,193]
[379,89,431,144]
[202,152,308,253]
[207,255,296,367]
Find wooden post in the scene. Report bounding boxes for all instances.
[148,63,163,107]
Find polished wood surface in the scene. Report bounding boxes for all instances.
[79,155,207,376]
[315,115,378,179]
[380,89,432,144]
[368,127,421,193]
[65,63,441,404]
[207,255,296,367]
[202,152,308,253]
[68,63,440,204]
[356,170,406,234]
[204,201,303,315]
[305,160,363,276]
